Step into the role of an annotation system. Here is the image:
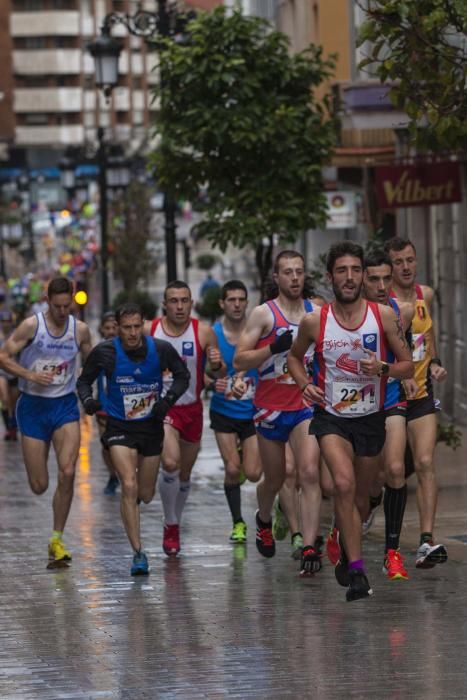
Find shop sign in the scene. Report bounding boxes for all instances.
[325,191,357,229]
[375,162,462,209]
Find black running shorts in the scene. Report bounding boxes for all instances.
[209,409,256,442]
[406,394,435,422]
[309,408,386,457]
[103,417,164,457]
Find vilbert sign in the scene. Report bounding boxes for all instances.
[375,163,462,209]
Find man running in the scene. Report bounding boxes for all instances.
[234,250,322,576]
[0,277,92,565]
[288,241,413,601]
[209,280,262,544]
[77,303,189,576]
[95,311,120,495]
[145,281,225,556]
[362,251,417,580]
[386,237,448,568]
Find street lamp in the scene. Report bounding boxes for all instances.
[87,5,190,285]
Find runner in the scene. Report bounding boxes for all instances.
[288,241,414,600]
[95,312,120,495]
[0,277,92,566]
[386,236,448,568]
[234,250,322,576]
[145,281,225,557]
[209,280,262,544]
[0,309,19,441]
[362,251,417,580]
[77,302,189,575]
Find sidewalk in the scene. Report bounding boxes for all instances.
[0,409,466,698]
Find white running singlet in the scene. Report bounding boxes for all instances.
[314,302,387,417]
[19,313,79,397]
[151,318,203,406]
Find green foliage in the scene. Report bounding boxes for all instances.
[112,289,158,320]
[110,182,156,295]
[357,0,467,150]
[436,422,462,450]
[194,285,222,322]
[150,7,337,265]
[196,253,220,271]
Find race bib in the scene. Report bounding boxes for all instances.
[35,358,68,385]
[225,376,255,400]
[123,391,157,420]
[274,355,294,384]
[412,333,426,362]
[331,380,376,415]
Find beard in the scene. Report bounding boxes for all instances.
[333,281,363,304]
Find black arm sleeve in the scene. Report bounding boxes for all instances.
[76,340,116,405]
[153,338,190,404]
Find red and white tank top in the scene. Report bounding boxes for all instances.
[151,318,203,406]
[314,302,387,417]
[255,299,314,411]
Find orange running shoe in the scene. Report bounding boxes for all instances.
[326,527,341,565]
[383,549,409,580]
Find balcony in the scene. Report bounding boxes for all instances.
[11,11,80,37]
[15,125,85,146]
[13,50,81,75]
[15,88,82,113]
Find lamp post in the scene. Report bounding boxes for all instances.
[87,6,191,284]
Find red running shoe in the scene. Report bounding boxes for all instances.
[326,527,341,565]
[163,523,180,556]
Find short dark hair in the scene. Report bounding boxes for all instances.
[101,311,116,323]
[116,303,143,323]
[273,250,305,273]
[47,277,73,298]
[221,280,248,300]
[326,242,364,274]
[164,280,191,300]
[384,237,416,255]
[364,252,393,270]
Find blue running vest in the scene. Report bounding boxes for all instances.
[105,337,162,421]
[210,321,257,420]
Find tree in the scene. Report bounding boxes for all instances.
[357,0,467,150]
[110,181,156,295]
[150,7,337,289]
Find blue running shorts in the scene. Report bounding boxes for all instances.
[16,392,80,442]
[254,406,313,442]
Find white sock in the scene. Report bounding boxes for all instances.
[175,480,191,523]
[158,468,180,524]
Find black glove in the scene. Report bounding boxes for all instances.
[83,398,101,416]
[270,329,293,355]
[151,398,172,421]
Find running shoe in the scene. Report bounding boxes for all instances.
[326,527,341,565]
[272,498,289,541]
[346,569,373,602]
[300,545,322,576]
[230,520,247,543]
[291,532,304,560]
[415,541,448,569]
[362,489,384,536]
[48,538,72,562]
[104,476,119,495]
[383,549,409,580]
[131,551,149,576]
[163,523,180,556]
[334,548,350,587]
[255,511,275,558]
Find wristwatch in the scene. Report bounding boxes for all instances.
[378,361,390,376]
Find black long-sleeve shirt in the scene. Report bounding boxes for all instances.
[77,336,190,410]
